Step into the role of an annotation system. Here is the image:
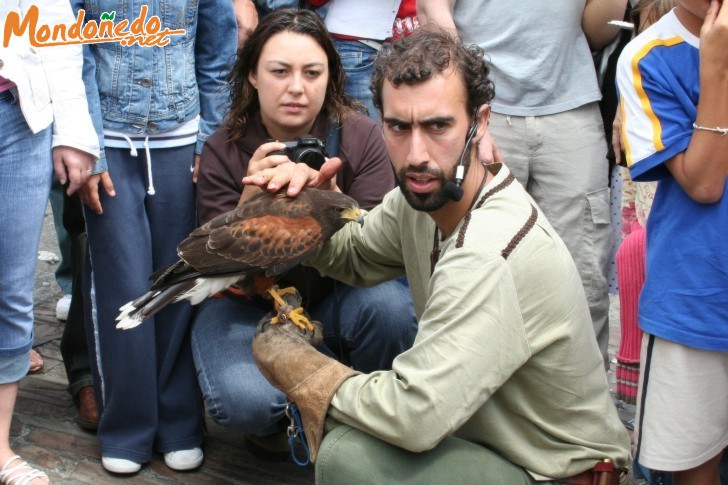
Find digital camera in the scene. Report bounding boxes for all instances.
[270,135,327,169]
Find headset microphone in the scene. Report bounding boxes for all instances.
[441,118,479,202]
[440,181,464,202]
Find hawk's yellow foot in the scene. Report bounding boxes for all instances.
[266,286,314,332]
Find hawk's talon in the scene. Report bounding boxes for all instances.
[266,285,313,332]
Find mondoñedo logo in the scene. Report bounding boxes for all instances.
[3,5,185,48]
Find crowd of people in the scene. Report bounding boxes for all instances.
[1,1,725,484]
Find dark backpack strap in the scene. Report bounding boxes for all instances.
[324,119,341,158]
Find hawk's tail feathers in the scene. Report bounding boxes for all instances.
[115,275,245,330]
[116,280,197,330]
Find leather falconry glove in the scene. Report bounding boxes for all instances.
[252,291,359,462]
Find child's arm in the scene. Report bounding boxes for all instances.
[666,0,728,203]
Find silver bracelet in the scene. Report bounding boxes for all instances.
[692,122,728,136]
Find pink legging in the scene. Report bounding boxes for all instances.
[615,223,646,404]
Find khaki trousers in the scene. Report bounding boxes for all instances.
[488,103,613,368]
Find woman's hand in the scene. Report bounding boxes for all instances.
[243,155,342,197]
[52,146,94,195]
[247,141,292,178]
[238,141,295,204]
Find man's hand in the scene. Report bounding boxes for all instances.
[52,146,94,195]
[612,110,624,167]
[253,312,358,461]
[477,130,504,165]
[192,154,201,183]
[233,0,258,49]
[79,172,116,215]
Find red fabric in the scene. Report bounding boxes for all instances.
[307,0,413,15]
[328,0,418,41]
[0,76,16,94]
[397,0,416,18]
[615,223,647,404]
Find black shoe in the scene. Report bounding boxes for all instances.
[244,431,290,462]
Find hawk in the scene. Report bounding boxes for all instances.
[116,188,363,331]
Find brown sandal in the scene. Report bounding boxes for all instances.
[28,349,43,374]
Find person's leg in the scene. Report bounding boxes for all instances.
[334,38,379,124]
[313,280,417,373]
[615,225,646,405]
[720,450,728,484]
[144,145,203,454]
[192,297,288,436]
[84,147,161,464]
[0,90,52,483]
[59,192,97,429]
[541,105,612,367]
[501,105,613,367]
[49,177,73,297]
[0,382,19,462]
[60,193,94,395]
[486,112,532,189]
[0,382,47,484]
[316,422,542,484]
[674,450,723,485]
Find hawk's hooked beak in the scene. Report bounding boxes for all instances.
[342,207,365,226]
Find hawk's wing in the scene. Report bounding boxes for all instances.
[178,191,327,278]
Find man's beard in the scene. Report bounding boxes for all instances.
[396,163,458,212]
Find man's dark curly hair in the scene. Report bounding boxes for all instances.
[371,26,495,116]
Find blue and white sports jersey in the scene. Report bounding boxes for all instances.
[616,9,728,351]
[617,9,699,180]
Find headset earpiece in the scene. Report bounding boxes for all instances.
[453,115,480,188]
[441,112,481,202]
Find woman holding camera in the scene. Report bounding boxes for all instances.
[192,9,417,457]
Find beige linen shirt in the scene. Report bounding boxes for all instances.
[307,164,631,480]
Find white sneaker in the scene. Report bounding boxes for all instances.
[55,294,71,321]
[164,448,203,471]
[101,457,142,474]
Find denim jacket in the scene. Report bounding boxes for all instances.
[70,0,237,171]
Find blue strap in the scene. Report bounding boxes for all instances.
[287,403,311,467]
[324,119,341,158]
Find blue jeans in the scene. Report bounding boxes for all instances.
[84,145,202,462]
[334,38,379,124]
[191,279,417,436]
[0,90,53,383]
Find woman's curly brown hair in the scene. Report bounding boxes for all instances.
[226,9,362,141]
[371,26,495,117]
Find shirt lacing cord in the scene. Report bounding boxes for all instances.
[119,133,156,195]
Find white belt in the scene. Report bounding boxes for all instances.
[358,39,383,51]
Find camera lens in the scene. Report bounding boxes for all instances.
[295,148,326,169]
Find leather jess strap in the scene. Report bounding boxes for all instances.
[558,460,623,485]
